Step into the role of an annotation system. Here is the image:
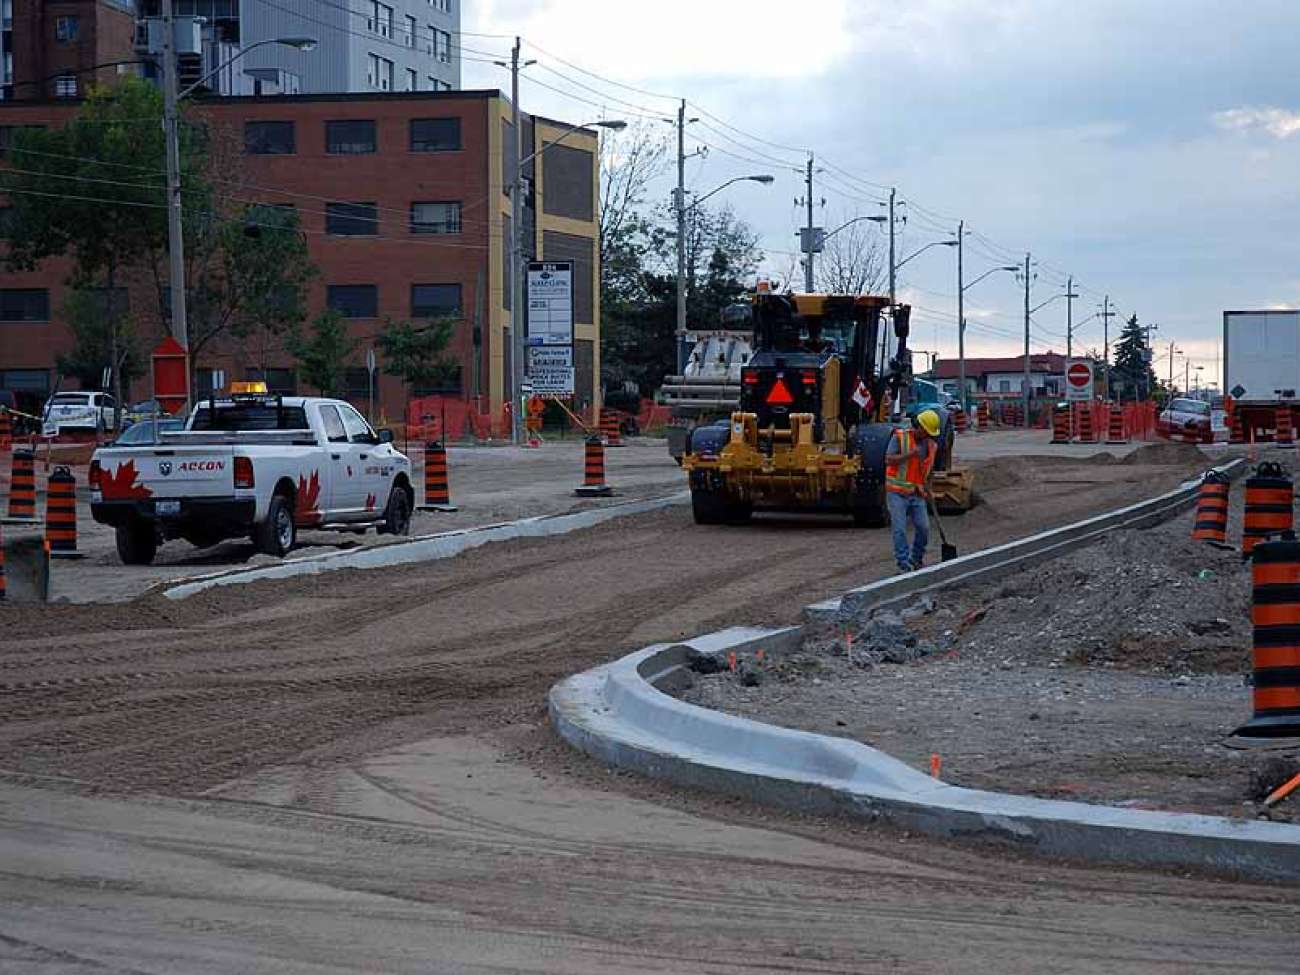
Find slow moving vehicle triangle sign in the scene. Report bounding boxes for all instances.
[766,376,796,406]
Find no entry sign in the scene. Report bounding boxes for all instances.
[1065,359,1093,402]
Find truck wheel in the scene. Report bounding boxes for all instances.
[115,522,157,565]
[380,486,412,536]
[257,493,296,557]
[691,489,726,525]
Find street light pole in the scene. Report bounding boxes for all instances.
[804,154,816,292]
[510,36,525,445]
[956,220,965,411]
[675,98,687,372]
[161,0,188,399]
[1065,274,1079,361]
[887,187,897,309]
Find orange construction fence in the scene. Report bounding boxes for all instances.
[404,395,669,445]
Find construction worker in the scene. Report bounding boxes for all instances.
[885,408,940,572]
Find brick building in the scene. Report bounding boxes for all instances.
[4,0,139,101]
[0,89,602,425]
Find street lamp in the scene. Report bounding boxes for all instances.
[159,2,317,409]
[895,237,958,271]
[686,174,773,212]
[509,118,626,444]
[956,235,1019,412]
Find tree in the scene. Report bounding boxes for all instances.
[599,120,668,283]
[815,214,887,295]
[2,77,191,425]
[376,316,456,393]
[289,309,356,396]
[55,283,142,396]
[1111,315,1157,401]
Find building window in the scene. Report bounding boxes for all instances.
[55,15,78,42]
[366,53,393,91]
[410,201,461,235]
[409,117,460,151]
[326,119,376,154]
[998,380,1011,393]
[412,365,461,397]
[404,14,417,47]
[405,68,418,91]
[244,368,297,396]
[369,1,393,37]
[433,28,451,63]
[429,0,452,14]
[327,285,379,318]
[541,143,594,222]
[244,120,295,155]
[411,283,462,319]
[0,289,50,322]
[343,367,372,401]
[326,202,379,236]
[53,75,77,98]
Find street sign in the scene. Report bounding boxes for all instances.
[526,262,574,347]
[1065,359,1094,401]
[151,336,189,415]
[366,347,376,374]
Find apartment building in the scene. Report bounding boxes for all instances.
[0,88,600,423]
[4,0,139,101]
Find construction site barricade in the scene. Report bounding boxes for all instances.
[1105,405,1128,444]
[575,436,612,497]
[1243,462,1293,559]
[1230,409,1245,444]
[1235,532,1300,739]
[6,447,38,522]
[0,407,11,450]
[44,465,83,558]
[1277,406,1296,449]
[976,401,991,430]
[1050,405,1070,444]
[1075,402,1097,443]
[1191,470,1230,546]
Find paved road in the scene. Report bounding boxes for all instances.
[4,446,1292,971]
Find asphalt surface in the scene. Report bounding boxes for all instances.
[3,441,1296,972]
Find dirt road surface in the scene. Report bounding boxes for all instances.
[4,445,1298,971]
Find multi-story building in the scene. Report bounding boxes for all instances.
[136,0,461,96]
[3,1,461,102]
[4,0,139,102]
[0,88,600,425]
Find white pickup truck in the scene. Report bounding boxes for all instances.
[89,394,414,565]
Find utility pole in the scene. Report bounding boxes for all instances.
[887,186,897,309]
[1099,295,1116,400]
[675,98,687,373]
[956,220,965,412]
[803,154,816,293]
[161,0,189,408]
[1064,274,1079,361]
[509,36,525,445]
[1168,342,1178,393]
[1022,252,1032,429]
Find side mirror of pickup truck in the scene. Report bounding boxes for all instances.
[377,429,394,444]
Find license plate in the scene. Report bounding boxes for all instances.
[156,500,181,516]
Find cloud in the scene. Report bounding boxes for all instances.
[1213,107,1300,139]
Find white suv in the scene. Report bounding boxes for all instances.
[43,391,117,434]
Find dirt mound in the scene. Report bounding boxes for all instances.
[1118,442,1209,466]
[970,458,1023,491]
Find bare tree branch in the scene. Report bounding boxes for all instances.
[599,120,668,269]
[814,213,887,295]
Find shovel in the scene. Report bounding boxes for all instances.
[927,493,958,562]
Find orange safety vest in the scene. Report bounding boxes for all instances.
[885,429,935,495]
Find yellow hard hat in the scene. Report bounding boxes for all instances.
[916,409,941,437]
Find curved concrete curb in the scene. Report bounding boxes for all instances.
[550,459,1300,880]
[163,492,688,600]
[551,628,1300,882]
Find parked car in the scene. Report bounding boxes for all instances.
[90,393,414,565]
[122,399,164,428]
[111,417,185,446]
[43,391,118,435]
[0,389,46,435]
[1157,397,1213,443]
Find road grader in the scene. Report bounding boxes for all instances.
[681,292,974,526]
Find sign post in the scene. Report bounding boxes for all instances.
[525,261,575,402]
[366,347,377,422]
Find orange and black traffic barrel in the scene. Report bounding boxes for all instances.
[601,409,624,447]
[44,465,83,558]
[1235,531,1300,739]
[419,440,457,512]
[6,447,38,522]
[1242,462,1293,559]
[575,436,612,497]
[1191,469,1231,547]
[1050,405,1070,444]
[1278,407,1296,449]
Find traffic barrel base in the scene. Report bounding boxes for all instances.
[44,465,84,559]
[3,448,40,524]
[575,436,613,497]
[1232,532,1300,742]
[418,441,459,512]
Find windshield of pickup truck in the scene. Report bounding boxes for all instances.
[190,402,310,431]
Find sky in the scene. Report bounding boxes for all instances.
[461,0,1300,390]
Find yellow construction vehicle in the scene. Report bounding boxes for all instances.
[681,293,974,525]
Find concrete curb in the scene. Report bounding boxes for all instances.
[549,459,1300,880]
[163,492,688,600]
[808,458,1246,621]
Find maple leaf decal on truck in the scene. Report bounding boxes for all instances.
[101,460,153,501]
[294,470,324,527]
[365,493,376,512]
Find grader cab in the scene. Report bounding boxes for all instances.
[682,293,973,526]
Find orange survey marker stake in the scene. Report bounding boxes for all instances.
[1265,771,1300,808]
[930,754,942,779]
